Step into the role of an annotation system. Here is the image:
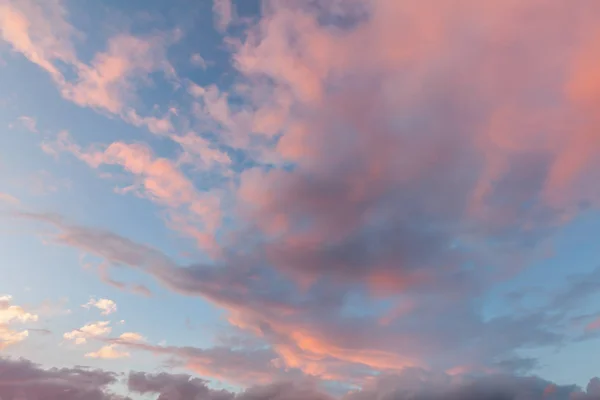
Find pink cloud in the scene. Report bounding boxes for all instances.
[0,192,20,205]
[61,32,180,115]
[213,0,235,33]
[0,0,180,133]
[585,318,600,333]
[0,0,79,81]
[10,0,600,389]
[42,132,222,251]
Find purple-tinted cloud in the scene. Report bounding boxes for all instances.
[0,357,125,400]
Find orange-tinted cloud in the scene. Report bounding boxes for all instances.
[0,295,39,350]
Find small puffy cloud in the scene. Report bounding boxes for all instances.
[119,332,145,342]
[190,53,208,69]
[0,295,38,350]
[63,321,111,344]
[0,295,38,325]
[0,325,29,349]
[83,297,117,315]
[85,344,130,359]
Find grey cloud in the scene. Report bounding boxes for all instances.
[127,369,600,400]
[0,357,126,400]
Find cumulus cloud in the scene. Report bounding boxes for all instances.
[83,297,117,315]
[86,344,130,359]
[63,321,111,345]
[0,295,38,349]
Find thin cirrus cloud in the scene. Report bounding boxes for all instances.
[2,0,600,398]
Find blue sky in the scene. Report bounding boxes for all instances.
[1,1,600,399]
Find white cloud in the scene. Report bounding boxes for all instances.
[119,332,145,342]
[63,321,111,345]
[85,344,129,359]
[0,295,39,325]
[0,295,38,349]
[82,298,117,315]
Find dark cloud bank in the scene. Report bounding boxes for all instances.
[1,357,598,400]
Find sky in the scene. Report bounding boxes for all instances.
[1,0,600,399]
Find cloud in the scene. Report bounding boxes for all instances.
[127,369,600,400]
[10,0,600,389]
[83,298,117,315]
[42,132,222,251]
[0,295,38,349]
[10,115,38,132]
[63,321,111,345]
[128,371,234,400]
[119,332,145,342]
[585,318,600,333]
[21,212,597,387]
[0,356,599,400]
[0,0,179,124]
[0,0,79,81]
[113,339,304,387]
[0,357,124,400]
[0,192,20,205]
[190,52,208,69]
[213,0,235,32]
[187,80,206,98]
[86,344,130,359]
[60,33,177,114]
[0,295,38,325]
